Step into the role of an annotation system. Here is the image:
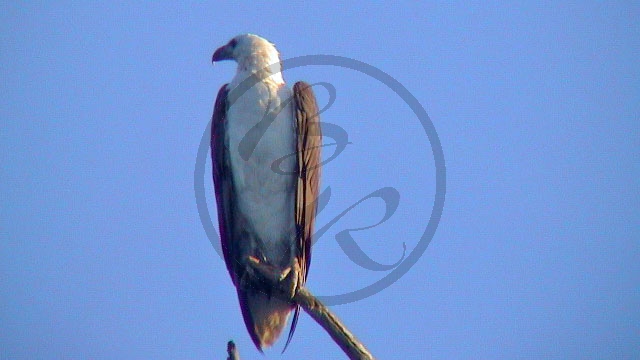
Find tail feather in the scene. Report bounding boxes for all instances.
[239,289,294,350]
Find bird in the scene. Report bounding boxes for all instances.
[210,34,321,351]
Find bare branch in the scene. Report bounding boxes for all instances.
[294,287,374,360]
[226,340,240,360]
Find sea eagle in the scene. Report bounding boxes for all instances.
[210,34,321,351]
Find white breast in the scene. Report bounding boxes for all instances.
[226,78,297,260]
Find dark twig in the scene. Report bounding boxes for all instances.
[226,340,240,360]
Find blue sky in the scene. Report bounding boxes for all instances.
[1,2,638,359]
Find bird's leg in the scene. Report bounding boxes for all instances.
[246,256,298,301]
[282,259,300,301]
[247,256,290,284]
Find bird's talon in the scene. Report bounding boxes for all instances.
[279,266,291,282]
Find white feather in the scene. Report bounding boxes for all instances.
[227,34,296,266]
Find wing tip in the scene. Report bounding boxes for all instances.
[281,305,300,353]
[237,289,264,352]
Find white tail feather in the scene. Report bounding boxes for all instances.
[247,292,292,348]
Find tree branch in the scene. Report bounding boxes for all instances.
[226,340,240,360]
[294,287,374,360]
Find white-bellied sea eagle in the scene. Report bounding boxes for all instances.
[210,34,321,351]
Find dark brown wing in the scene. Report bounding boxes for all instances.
[211,84,262,349]
[284,81,322,348]
[211,84,236,282]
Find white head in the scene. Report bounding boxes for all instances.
[212,34,284,84]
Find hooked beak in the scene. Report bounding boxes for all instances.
[212,44,234,63]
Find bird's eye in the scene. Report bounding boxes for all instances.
[229,39,238,48]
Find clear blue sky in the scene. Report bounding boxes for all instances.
[2,2,638,359]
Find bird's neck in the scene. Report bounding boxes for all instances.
[235,50,285,87]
